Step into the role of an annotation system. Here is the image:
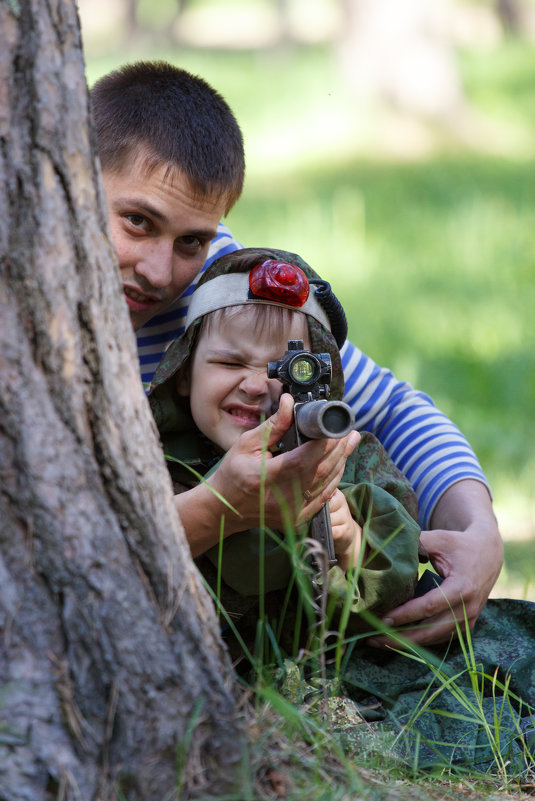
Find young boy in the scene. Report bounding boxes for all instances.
[149,247,421,651]
[149,247,535,769]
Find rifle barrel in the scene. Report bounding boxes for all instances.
[295,400,355,440]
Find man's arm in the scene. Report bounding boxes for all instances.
[367,479,503,647]
[340,340,503,644]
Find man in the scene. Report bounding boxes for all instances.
[90,61,503,647]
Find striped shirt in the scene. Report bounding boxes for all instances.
[137,222,487,528]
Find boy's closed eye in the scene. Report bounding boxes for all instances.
[212,359,243,368]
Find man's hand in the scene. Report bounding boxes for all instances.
[178,394,360,556]
[366,480,504,648]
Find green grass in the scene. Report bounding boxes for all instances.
[460,39,535,137]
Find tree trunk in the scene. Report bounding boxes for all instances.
[337,0,464,120]
[0,2,244,799]
[496,0,522,36]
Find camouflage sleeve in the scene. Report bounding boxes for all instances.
[341,431,419,521]
[202,528,294,596]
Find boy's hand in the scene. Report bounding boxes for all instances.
[208,393,360,535]
[329,488,363,573]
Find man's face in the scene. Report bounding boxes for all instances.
[103,160,227,330]
[177,308,309,453]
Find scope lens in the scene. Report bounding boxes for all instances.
[289,355,317,384]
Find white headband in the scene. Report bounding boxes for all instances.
[185,272,331,332]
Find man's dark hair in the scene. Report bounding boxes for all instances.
[90,60,245,214]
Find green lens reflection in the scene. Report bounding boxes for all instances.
[290,357,316,384]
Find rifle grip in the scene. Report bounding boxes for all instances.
[310,502,337,566]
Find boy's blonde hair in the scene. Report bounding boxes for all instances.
[198,303,308,342]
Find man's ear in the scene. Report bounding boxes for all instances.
[175,362,191,397]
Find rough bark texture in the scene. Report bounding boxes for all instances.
[0,2,244,799]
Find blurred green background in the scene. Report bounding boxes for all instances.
[79,0,535,599]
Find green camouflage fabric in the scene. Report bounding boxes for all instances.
[325,596,535,772]
[271,595,535,774]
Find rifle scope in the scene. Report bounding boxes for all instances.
[268,340,355,441]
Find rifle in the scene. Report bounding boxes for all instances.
[267,340,355,568]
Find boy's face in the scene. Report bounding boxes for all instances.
[102,157,227,330]
[178,309,309,452]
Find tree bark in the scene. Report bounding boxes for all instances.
[0,2,244,799]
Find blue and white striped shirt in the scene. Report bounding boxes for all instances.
[136,222,487,528]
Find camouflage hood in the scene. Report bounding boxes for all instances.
[149,247,347,439]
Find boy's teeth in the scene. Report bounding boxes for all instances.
[232,408,259,421]
[126,288,147,301]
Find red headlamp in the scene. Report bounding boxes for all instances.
[248,259,310,307]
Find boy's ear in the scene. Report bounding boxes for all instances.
[175,363,191,397]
